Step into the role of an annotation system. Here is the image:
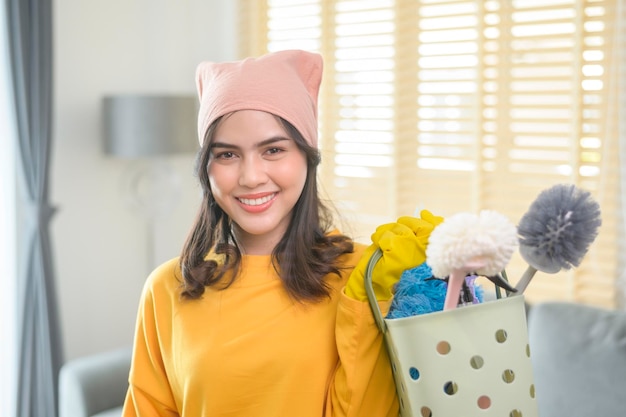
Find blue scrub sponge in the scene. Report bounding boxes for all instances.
[387,263,484,319]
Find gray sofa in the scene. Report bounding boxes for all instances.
[527,301,626,417]
[58,302,626,417]
[58,347,131,417]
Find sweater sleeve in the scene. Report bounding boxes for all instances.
[325,292,399,417]
[122,274,179,417]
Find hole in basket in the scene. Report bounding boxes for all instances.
[530,384,535,398]
[470,355,484,369]
[495,329,508,343]
[510,410,522,417]
[502,369,515,383]
[436,341,451,355]
[443,381,458,395]
[478,395,491,409]
[526,344,531,357]
[409,367,420,381]
[420,406,432,417]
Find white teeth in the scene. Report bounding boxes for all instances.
[238,194,275,206]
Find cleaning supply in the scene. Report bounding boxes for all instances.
[345,210,443,301]
[515,183,602,294]
[386,263,484,319]
[426,210,518,310]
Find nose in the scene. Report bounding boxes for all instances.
[239,155,268,188]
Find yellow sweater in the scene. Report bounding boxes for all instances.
[122,244,399,417]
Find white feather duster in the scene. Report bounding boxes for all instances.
[426,210,518,310]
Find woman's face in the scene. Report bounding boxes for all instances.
[208,110,308,254]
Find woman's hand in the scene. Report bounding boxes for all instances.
[345,210,443,301]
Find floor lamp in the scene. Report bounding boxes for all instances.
[103,94,198,273]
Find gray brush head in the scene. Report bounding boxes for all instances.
[517,184,602,273]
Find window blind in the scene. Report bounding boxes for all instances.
[237,0,622,309]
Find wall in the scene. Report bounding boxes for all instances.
[52,0,237,361]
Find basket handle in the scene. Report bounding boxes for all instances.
[364,248,388,333]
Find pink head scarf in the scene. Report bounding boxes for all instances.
[195,50,323,148]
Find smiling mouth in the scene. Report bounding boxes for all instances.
[237,193,276,206]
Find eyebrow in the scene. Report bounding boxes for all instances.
[210,136,292,150]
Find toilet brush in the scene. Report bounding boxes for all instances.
[514,183,602,294]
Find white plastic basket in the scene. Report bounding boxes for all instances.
[365,249,538,417]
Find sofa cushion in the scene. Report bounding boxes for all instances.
[528,301,626,417]
[91,406,123,417]
[59,347,131,417]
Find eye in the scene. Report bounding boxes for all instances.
[266,147,283,155]
[214,151,236,160]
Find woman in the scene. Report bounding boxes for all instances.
[122,49,441,417]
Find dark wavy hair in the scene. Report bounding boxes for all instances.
[179,115,353,301]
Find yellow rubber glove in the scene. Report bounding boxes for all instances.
[345,210,444,301]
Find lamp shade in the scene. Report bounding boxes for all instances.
[103,95,198,157]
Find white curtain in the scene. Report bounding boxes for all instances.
[0,2,18,414]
